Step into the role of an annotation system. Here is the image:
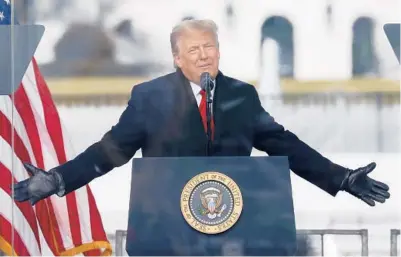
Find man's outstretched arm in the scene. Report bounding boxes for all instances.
[250,87,390,206]
[12,84,148,205]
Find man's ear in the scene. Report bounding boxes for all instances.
[173,54,181,68]
[173,53,181,67]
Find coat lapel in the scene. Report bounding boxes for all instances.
[166,69,235,154]
[212,71,229,143]
[170,69,207,145]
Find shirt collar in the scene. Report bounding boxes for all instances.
[190,80,216,96]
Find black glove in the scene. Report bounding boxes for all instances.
[341,162,390,206]
[11,163,65,205]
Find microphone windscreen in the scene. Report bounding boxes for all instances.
[200,72,212,91]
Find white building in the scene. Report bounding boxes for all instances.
[31,0,400,81]
[103,0,400,81]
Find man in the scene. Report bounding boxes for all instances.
[13,19,389,207]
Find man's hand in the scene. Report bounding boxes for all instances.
[11,163,65,205]
[341,162,390,206]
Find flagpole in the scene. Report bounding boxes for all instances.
[10,0,15,255]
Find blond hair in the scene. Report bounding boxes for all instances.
[170,19,219,55]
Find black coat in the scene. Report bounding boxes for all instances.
[57,69,348,196]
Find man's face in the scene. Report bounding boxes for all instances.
[173,28,220,85]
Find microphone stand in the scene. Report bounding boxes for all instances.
[205,78,213,156]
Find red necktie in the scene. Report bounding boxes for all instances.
[199,89,214,139]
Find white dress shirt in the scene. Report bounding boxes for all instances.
[190,80,216,107]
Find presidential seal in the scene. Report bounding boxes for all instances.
[180,171,243,234]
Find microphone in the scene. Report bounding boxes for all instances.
[200,72,214,91]
[200,72,213,156]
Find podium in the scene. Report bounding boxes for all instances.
[126,156,296,256]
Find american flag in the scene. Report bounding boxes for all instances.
[0,1,112,256]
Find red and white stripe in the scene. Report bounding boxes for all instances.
[0,58,111,256]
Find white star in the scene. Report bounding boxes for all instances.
[0,11,4,21]
[4,0,10,5]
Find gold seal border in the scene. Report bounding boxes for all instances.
[180,171,243,235]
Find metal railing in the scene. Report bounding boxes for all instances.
[112,229,376,256]
[297,229,368,256]
[391,229,400,256]
[114,230,127,257]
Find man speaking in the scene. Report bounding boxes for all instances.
[13,19,389,207]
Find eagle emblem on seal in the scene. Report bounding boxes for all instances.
[199,187,227,219]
